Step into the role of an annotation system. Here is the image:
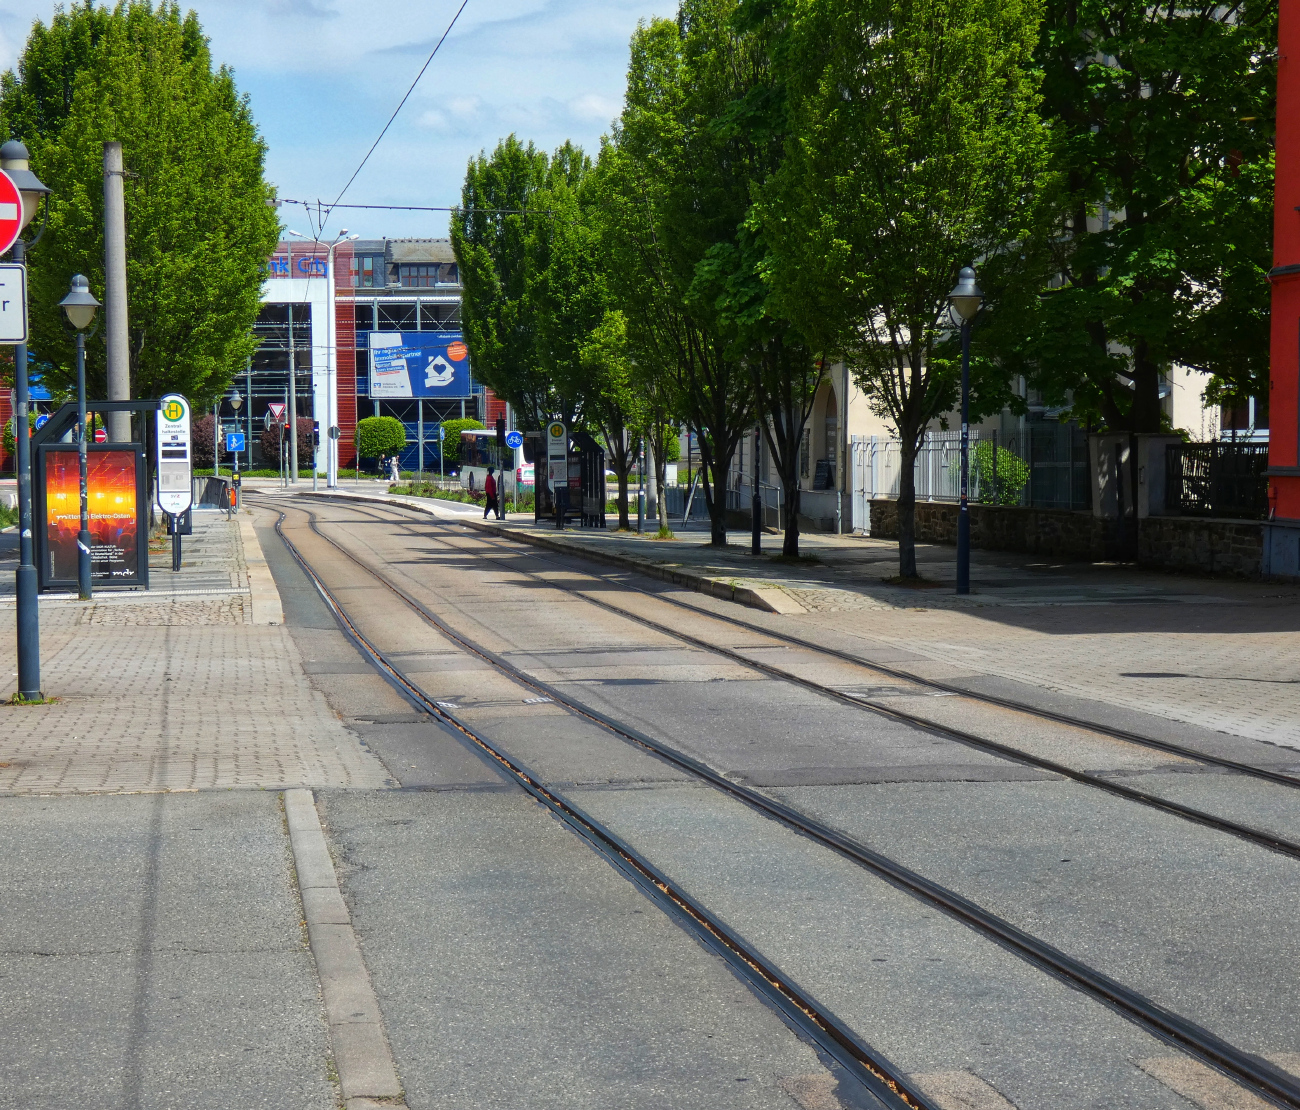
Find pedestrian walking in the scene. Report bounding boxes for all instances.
[389,454,400,483]
[483,466,498,519]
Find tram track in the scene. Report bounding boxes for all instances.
[455,515,1300,790]
[263,501,928,1110]
[258,493,1300,1110]
[316,494,1300,862]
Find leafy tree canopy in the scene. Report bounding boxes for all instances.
[0,0,280,405]
[1001,0,1277,429]
[759,0,1049,575]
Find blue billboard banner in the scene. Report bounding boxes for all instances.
[368,332,471,399]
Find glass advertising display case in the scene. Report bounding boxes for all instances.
[35,443,148,590]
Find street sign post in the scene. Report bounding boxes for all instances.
[505,430,523,450]
[224,431,245,454]
[268,402,287,424]
[0,264,28,344]
[0,171,24,257]
[156,393,192,571]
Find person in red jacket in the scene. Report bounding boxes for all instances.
[483,466,499,519]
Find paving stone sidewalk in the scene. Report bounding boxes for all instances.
[332,489,1300,749]
[0,509,391,794]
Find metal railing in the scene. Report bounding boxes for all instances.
[1165,442,1269,520]
[850,432,979,530]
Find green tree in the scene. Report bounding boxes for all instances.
[761,0,1048,577]
[528,143,606,425]
[600,18,755,546]
[1009,1,1276,431]
[0,0,280,404]
[451,137,555,427]
[671,0,828,557]
[579,309,639,528]
[438,417,485,464]
[355,416,406,461]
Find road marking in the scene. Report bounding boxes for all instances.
[285,788,407,1110]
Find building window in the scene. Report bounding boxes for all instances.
[398,262,458,287]
[350,254,386,288]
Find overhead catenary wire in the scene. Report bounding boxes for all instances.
[279,200,554,217]
[318,0,471,236]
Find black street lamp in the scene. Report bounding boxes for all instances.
[1,140,51,701]
[948,265,983,596]
[59,275,100,601]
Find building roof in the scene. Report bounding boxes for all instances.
[388,238,456,264]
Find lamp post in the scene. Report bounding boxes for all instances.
[287,229,357,487]
[2,140,51,701]
[948,265,983,596]
[59,275,101,601]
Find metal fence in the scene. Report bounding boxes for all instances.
[1165,442,1269,519]
[662,482,713,521]
[1004,423,1091,511]
[849,423,1091,532]
[850,432,980,530]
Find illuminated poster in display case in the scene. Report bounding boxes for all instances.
[36,445,147,590]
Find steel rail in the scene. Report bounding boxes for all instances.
[268,495,1300,1110]
[314,492,1300,791]
[459,518,1300,790]
[264,503,928,1110]
[317,496,1300,862]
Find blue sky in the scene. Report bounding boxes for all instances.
[0,0,678,240]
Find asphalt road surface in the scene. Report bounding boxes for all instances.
[250,491,1300,1110]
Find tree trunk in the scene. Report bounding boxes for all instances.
[1129,339,1164,433]
[709,482,727,545]
[645,439,658,522]
[655,439,671,533]
[617,470,630,529]
[897,434,919,579]
[781,466,801,557]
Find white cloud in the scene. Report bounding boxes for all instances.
[568,93,621,123]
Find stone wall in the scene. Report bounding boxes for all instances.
[869,500,1121,561]
[1137,515,1262,578]
[867,499,1264,578]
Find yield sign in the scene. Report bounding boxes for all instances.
[268,402,287,424]
[0,172,22,256]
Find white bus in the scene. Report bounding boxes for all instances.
[458,429,534,493]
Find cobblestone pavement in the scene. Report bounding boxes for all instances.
[349,491,1300,749]
[0,511,391,794]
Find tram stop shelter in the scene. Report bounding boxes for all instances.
[528,429,606,529]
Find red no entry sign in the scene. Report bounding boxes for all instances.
[0,172,22,256]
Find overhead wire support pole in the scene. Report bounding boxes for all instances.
[288,304,298,483]
[103,142,131,444]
